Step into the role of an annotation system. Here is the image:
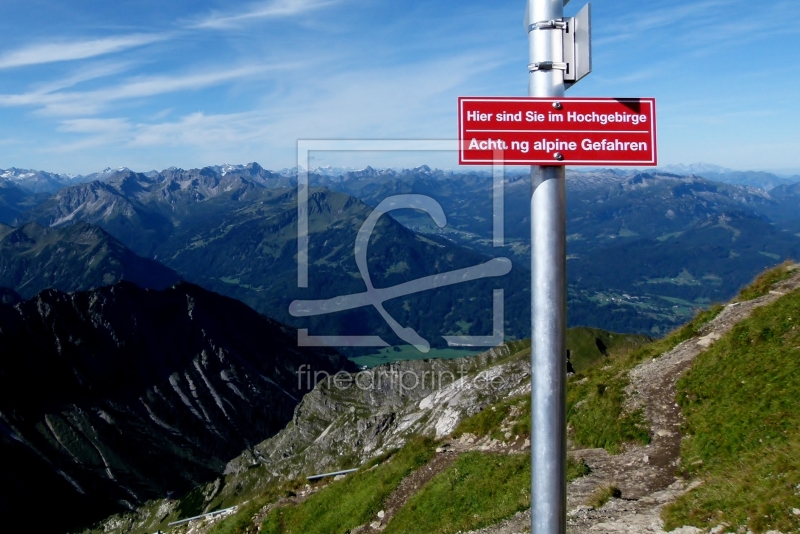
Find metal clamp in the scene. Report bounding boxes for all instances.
[528,61,568,72]
[528,19,567,32]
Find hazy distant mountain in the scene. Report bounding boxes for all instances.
[657,163,733,175]
[0,221,181,298]
[759,181,800,234]
[693,170,799,191]
[0,167,84,194]
[25,176,175,255]
[652,163,800,191]
[0,281,352,532]
[78,166,134,182]
[25,165,296,254]
[0,179,43,224]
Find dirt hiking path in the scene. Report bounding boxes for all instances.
[466,265,800,534]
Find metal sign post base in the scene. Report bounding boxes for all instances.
[531,165,567,533]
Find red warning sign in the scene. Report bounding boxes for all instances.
[458,97,657,166]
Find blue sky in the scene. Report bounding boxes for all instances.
[0,0,798,175]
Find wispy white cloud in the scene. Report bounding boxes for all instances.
[50,50,500,156]
[31,62,138,94]
[59,118,132,134]
[0,63,297,116]
[0,34,167,69]
[592,0,731,47]
[191,0,341,29]
[50,118,133,152]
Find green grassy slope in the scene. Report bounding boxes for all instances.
[566,326,651,373]
[259,437,435,534]
[383,452,531,534]
[252,442,588,534]
[663,270,800,532]
[566,304,724,453]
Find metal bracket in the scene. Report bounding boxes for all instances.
[564,3,592,88]
[529,61,568,72]
[525,3,592,89]
[528,19,567,32]
[523,1,571,33]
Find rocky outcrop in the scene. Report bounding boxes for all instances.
[0,281,353,532]
[223,344,530,483]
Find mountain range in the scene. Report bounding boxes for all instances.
[0,163,797,338]
[316,166,800,333]
[77,263,800,534]
[19,166,529,348]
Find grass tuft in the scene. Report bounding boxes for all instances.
[736,260,795,302]
[567,456,591,480]
[587,485,621,509]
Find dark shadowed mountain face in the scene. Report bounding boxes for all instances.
[0,221,182,298]
[0,281,353,532]
[0,287,21,304]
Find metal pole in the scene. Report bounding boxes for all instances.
[528,0,567,532]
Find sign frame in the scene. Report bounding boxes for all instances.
[458,96,657,166]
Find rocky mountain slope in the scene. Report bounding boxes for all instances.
[25,165,291,255]
[83,263,800,534]
[0,221,181,297]
[0,282,354,532]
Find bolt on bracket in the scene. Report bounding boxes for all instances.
[529,61,568,72]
